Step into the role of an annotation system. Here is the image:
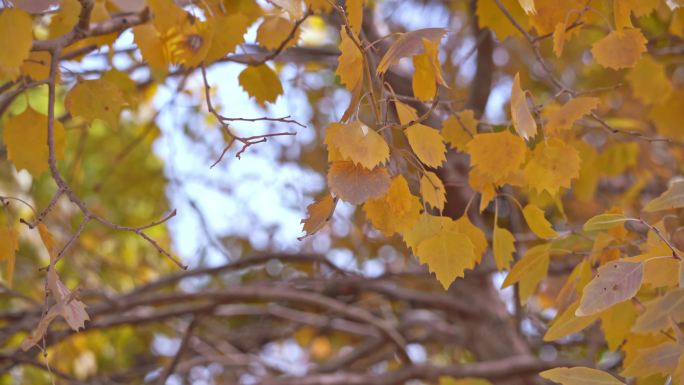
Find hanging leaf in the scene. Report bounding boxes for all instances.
[591,28,647,70]
[544,301,600,341]
[238,64,284,105]
[582,213,629,232]
[493,226,516,271]
[325,121,389,169]
[405,124,447,168]
[510,73,537,140]
[416,231,476,289]
[336,30,364,91]
[545,97,600,134]
[65,79,126,128]
[299,194,338,240]
[377,28,447,74]
[420,171,446,212]
[327,161,391,205]
[576,260,644,316]
[364,176,422,235]
[502,243,550,304]
[3,108,66,176]
[540,367,624,385]
[522,204,557,239]
[644,181,684,212]
[0,8,33,80]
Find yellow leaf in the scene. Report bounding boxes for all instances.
[452,215,488,264]
[3,107,66,176]
[591,28,647,70]
[626,56,672,105]
[510,73,537,140]
[468,167,497,212]
[529,0,586,35]
[441,110,476,151]
[643,180,684,212]
[576,260,644,316]
[502,243,550,304]
[540,367,624,385]
[420,171,446,212]
[416,230,475,289]
[257,14,300,50]
[582,213,628,232]
[412,53,437,102]
[621,342,683,378]
[161,19,214,68]
[477,0,530,41]
[346,0,364,35]
[21,51,53,81]
[205,14,249,63]
[552,21,568,57]
[614,0,658,30]
[405,124,446,168]
[545,97,600,134]
[544,301,599,341]
[377,28,446,74]
[238,64,284,105]
[423,38,446,86]
[65,79,126,128]
[0,228,18,288]
[327,161,391,205]
[402,214,453,253]
[493,226,516,271]
[522,204,557,239]
[133,24,168,70]
[600,300,637,351]
[0,8,33,80]
[325,121,389,169]
[440,377,492,385]
[466,130,527,185]
[149,0,187,33]
[47,0,80,38]
[364,176,422,236]
[524,138,580,196]
[633,288,684,333]
[395,101,418,125]
[38,223,56,258]
[336,30,364,91]
[300,195,337,239]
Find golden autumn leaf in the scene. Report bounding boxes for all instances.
[552,21,569,57]
[466,131,527,184]
[643,180,684,212]
[205,14,249,63]
[3,107,66,176]
[626,56,672,105]
[133,24,168,70]
[502,243,550,304]
[416,231,476,289]
[0,8,34,80]
[325,121,389,169]
[493,226,516,271]
[621,342,683,378]
[346,0,364,35]
[529,0,585,35]
[412,53,437,102]
[21,51,53,81]
[405,124,447,168]
[420,171,446,212]
[377,28,446,74]
[591,28,647,70]
[402,214,453,252]
[395,101,419,125]
[47,0,80,38]
[327,161,391,205]
[576,260,644,316]
[522,204,557,239]
[523,138,580,196]
[582,213,629,232]
[299,194,338,239]
[336,30,364,91]
[238,64,284,105]
[543,301,599,341]
[600,300,637,351]
[0,227,18,288]
[452,215,488,264]
[540,367,624,385]
[545,97,600,134]
[510,73,537,140]
[257,14,300,50]
[364,176,422,236]
[441,110,476,151]
[477,0,530,41]
[65,79,126,128]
